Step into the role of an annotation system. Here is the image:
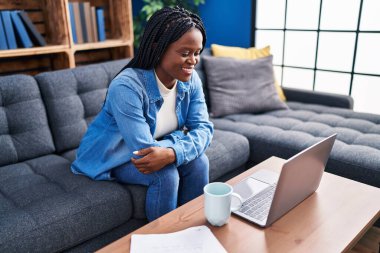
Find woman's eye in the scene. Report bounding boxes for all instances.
[179,51,200,57]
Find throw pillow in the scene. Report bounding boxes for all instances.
[211,44,286,101]
[202,55,288,117]
[211,44,271,59]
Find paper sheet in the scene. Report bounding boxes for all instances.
[130,225,227,253]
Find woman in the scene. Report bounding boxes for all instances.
[71,6,214,221]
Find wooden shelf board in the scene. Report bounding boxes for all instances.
[0,45,69,58]
[73,39,132,52]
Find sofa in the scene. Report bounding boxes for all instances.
[0,52,379,252]
[197,49,380,189]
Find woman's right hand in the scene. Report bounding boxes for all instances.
[131,147,176,174]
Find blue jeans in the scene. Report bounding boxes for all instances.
[112,153,209,221]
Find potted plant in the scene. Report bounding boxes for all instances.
[133,0,205,50]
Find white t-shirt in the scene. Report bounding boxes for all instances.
[153,72,178,139]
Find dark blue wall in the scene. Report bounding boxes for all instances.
[131,0,144,16]
[131,0,252,48]
[199,0,252,48]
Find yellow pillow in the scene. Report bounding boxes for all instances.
[211,44,286,101]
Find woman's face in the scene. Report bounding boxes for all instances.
[155,28,203,88]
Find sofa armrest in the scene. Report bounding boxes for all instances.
[283,87,354,109]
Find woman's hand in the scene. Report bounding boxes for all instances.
[131,147,176,174]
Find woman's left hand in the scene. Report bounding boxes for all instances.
[131,147,176,174]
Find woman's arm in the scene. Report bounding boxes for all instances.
[161,72,214,166]
[108,76,175,173]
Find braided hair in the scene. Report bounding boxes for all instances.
[103,6,206,105]
[123,6,206,70]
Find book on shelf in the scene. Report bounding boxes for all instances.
[78,3,88,43]
[1,10,17,49]
[68,3,77,43]
[69,2,106,44]
[18,11,46,46]
[83,2,95,42]
[72,2,84,44]
[10,11,33,48]
[0,12,8,49]
[91,6,98,43]
[96,7,106,41]
[0,10,46,49]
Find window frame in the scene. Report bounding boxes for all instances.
[251,0,380,96]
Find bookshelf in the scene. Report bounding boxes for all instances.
[0,0,133,76]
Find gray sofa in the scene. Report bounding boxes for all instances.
[0,53,379,252]
[197,49,380,189]
[0,59,249,253]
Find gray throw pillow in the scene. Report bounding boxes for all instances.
[202,55,288,117]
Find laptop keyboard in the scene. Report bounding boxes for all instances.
[238,184,277,221]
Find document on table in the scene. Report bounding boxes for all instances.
[130,225,227,253]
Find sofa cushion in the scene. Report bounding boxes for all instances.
[0,154,133,252]
[210,44,286,101]
[202,55,288,117]
[195,49,212,108]
[60,148,76,162]
[207,129,250,181]
[35,59,130,153]
[0,75,55,167]
[211,43,272,59]
[212,101,380,188]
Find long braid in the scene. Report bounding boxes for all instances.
[128,8,173,68]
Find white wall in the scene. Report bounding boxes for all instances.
[255,0,380,114]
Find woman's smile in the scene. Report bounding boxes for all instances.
[181,65,194,76]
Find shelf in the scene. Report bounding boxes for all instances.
[0,45,69,58]
[0,0,133,76]
[73,39,133,52]
[74,46,132,67]
[0,52,71,76]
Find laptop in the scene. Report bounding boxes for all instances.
[232,134,337,227]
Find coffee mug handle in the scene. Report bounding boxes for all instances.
[230,193,243,212]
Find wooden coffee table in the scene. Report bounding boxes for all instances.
[98,157,380,253]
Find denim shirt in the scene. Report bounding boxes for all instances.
[71,68,214,180]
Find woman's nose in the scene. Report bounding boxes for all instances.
[187,54,197,65]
